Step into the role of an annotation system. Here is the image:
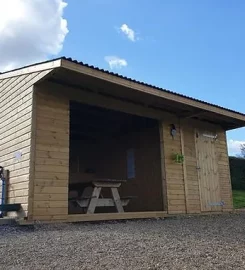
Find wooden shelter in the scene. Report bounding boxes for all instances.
[1,57,245,223]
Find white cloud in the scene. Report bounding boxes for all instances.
[0,0,68,72]
[227,139,245,156]
[120,24,136,42]
[104,56,128,69]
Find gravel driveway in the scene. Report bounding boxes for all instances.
[1,213,245,270]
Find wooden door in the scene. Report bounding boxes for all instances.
[195,130,222,212]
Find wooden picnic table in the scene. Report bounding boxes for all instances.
[69,179,130,214]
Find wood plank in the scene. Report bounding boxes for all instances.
[196,129,222,212]
[35,165,69,173]
[167,190,185,195]
[34,194,69,201]
[3,153,31,167]
[36,130,69,140]
[34,180,68,187]
[35,138,69,147]
[180,123,189,213]
[35,158,69,166]
[0,139,31,158]
[0,103,32,130]
[7,174,29,184]
[35,144,69,153]
[166,184,185,190]
[1,119,32,143]
[8,196,29,204]
[35,171,68,180]
[168,199,186,205]
[0,73,33,103]
[31,215,67,221]
[87,187,102,214]
[33,207,68,216]
[1,86,33,120]
[21,211,168,224]
[36,116,69,126]
[0,94,32,120]
[36,123,69,133]
[77,198,130,208]
[8,182,29,191]
[1,145,30,163]
[3,160,30,172]
[34,186,68,194]
[111,187,124,213]
[67,211,167,223]
[8,189,29,197]
[1,128,31,148]
[168,205,186,212]
[36,106,69,119]
[33,201,68,208]
[39,81,167,120]
[8,168,30,178]
[35,150,69,160]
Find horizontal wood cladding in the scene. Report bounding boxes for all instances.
[182,121,201,213]
[216,130,233,210]
[161,118,186,214]
[0,70,53,217]
[162,117,233,214]
[31,89,69,220]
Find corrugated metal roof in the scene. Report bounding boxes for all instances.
[61,57,245,117]
[1,56,245,117]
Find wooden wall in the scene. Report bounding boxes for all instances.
[161,118,233,214]
[28,81,233,221]
[182,122,201,213]
[160,117,186,214]
[0,70,52,217]
[96,125,163,212]
[31,89,70,221]
[68,123,163,213]
[216,129,233,211]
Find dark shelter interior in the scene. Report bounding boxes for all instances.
[68,101,163,214]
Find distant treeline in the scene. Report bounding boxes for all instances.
[229,156,245,190]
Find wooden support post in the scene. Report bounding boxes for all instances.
[159,121,168,211]
[179,120,188,213]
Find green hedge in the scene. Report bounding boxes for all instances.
[229,157,245,190]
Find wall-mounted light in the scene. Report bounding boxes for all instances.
[170,124,177,138]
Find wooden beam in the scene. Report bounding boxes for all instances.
[39,81,170,120]
[179,110,206,119]
[159,121,168,211]
[179,121,188,213]
[67,212,167,222]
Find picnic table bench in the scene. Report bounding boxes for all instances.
[69,179,136,214]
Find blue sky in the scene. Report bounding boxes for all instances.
[58,0,245,156]
[3,0,243,155]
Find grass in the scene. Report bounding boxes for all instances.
[232,190,245,209]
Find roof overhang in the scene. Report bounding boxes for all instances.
[1,57,245,130]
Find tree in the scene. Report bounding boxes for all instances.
[241,143,245,158]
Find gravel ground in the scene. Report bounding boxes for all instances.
[1,213,245,270]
